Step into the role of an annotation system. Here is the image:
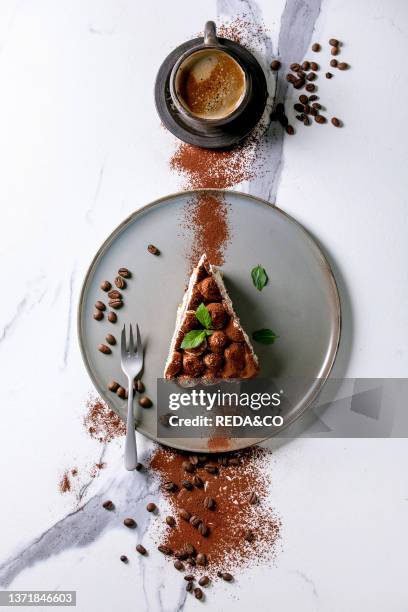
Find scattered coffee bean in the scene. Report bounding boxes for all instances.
[326,72,333,79]
[309,94,318,101]
[108,289,122,300]
[184,575,195,581]
[217,571,223,578]
[203,496,216,510]
[299,94,308,104]
[108,299,123,309]
[310,61,318,71]
[108,311,117,323]
[310,107,318,116]
[136,544,147,555]
[175,550,188,560]
[198,523,209,536]
[114,276,126,290]
[102,500,114,510]
[192,475,204,488]
[296,114,304,122]
[222,572,233,582]
[116,386,126,399]
[331,46,339,56]
[166,516,176,527]
[286,73,296,83]
[134,379,145,393]
[189,515,202,527]
[303,115,310,126]
[312,42,320,52]
[105,333,116,346]
[305,83,316,92]
[196,553,207,566]
[139,396,152,408]
[187,557,196,566]
[331,117,341,127]
[329,38,339,47]
[120,555,128,563]
[312,102,321,110]
[179,509,191,521]
[248,491,259,505]
[338,62,349,70]
[147,244,160,255]
[146,502,156,512]
[182,480,193,491]
[244,530,255,542]
[174,560,184,571]
[315,114,326,124]
[330,59,338,67]
[93,310,103,321]
[270,60,281,70]
[98,344,111,355]
[303,104,311,114]
[290,62,300,71]
[182,460,195,473]
[194,588,203,600]
[302,60,310,71]
[204,463,218,474]
[286,125,295,135]
[135,462,143,471]
[118,267,131,278]
[306,72,316,81]
[163,480,177,492]
[123,518,136,528]
[294,103,304,113]
[186,582,193,592]
[100,280,111,292]
[108,380,119,392]
[294,78,305,89]
[158,545,173,555]
[95,300,106,311]
[198,576,210,587]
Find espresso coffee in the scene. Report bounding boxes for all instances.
[176,49,246,120]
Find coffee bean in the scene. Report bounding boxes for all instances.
[286,125,295,135]
[186,582,193,592]
[120,555,128,563]
[158,545,173,555]
[203,496,216,510]
[244,530,255,542]
[325,72,333,79]
[163,480,177,492]
[222,572,233,582]
[179,509,191,521]
[198,523,209,536]
[102,500,114,510]
[290,62,300,71]
[108,289,122,299]
[204,463,218,474]
[166,516,176,527]
[118,267,131,278]
[303,115,310,126]
[196,553,207,566]
[98,344,111,355]
[184,543,196,556]
[187,557,196,566]
[302,60,310,71]
[286,73,296,83]
[299,94,308,105]
[136,544,147,555]
[198,576,210,587]
[184,574,195,581]
[146,502,156,512]
[309,94,318,101]
[329,38,339,47]
[123,518,136,528]
[174,560,184,570]
[311,42,320,52]
[117,386,126,398]
[303,104,311,114]
[93,310,103,321]
[296,114,304,122]
[108,381,119,392]
[315,114,326,124]
[95,300,106,311]
[189,515,202,528]
[100,280,111,292]
[147,244,160,255]
[105,334,116,346]
[139,396,152,408]
[310,107,318,116]
[182,480,193,491]
[114,276,126,290]
[294,78,305,89]
[331,117,341,127]
[182,460,195,473]
[175,550,189,560]
[108,311,117,323]
[108,299,123,309]
[294,103,304,113]
[270,60,281,70]
[248,491,259,504]
[134,379,145,393]
[330,59,338,67]
[331,46,339,56]
[338,62,349,70]
[306,72,316,81]
[192,475,204,488]
[312,102,321,110]
[305,83,316,92]
[217,571,223,578]
[194,588,203,600]
[310,61,318,71]
[135,462,143,471]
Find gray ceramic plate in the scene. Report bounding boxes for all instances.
[78,189,341,453]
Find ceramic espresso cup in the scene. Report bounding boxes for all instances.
[170,21,251,127]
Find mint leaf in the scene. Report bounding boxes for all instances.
[252,329,279,345]
[195,303,212,329]
[181,329,207,349]
[251,265,268,291]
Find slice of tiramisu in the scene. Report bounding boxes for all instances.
[164,254,260,384]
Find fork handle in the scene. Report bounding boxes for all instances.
[124,377,138,470]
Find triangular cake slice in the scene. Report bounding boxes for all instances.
[164,254,260,384]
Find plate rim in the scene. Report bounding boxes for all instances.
[77,188,342,452]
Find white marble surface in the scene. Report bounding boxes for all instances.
[0,0,407,610]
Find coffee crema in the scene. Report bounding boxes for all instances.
[176,49,246,120]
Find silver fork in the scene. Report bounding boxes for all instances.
[120,323,143,470]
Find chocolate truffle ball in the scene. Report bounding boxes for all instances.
[166,351,182,377]
[203,353,224,370]
[206,302,228,329]
[225,318,245,342]
[183,353,205,377]
[184,338,207,356]
[224,342,245,368]
[181,310,199,333]
[208,331,229,353]
[198,277,221,301]
[188,286,203,309]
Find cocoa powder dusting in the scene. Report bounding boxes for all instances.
[58,471,71,494]
[149,445,281,575]
[84,396,126,444]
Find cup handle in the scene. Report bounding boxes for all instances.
[204,21,218,46]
